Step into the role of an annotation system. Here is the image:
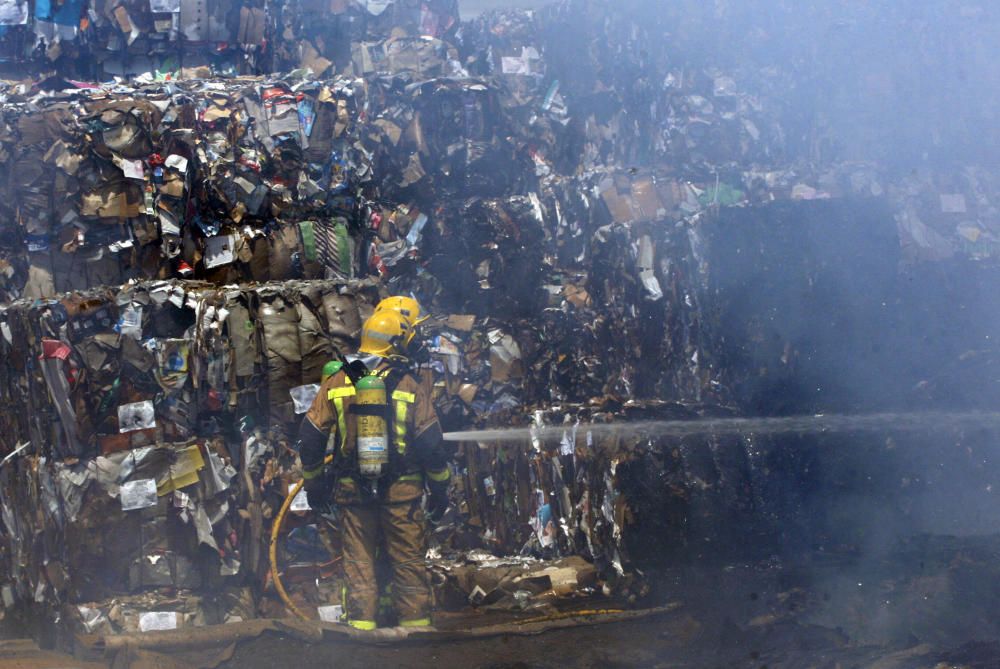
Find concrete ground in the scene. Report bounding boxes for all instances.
[0,639,104,669]
[5,534,1000,668]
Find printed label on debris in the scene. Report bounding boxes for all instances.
[501,57,532,76]
[139,611,179,632]
[118,400,155,433]
[120,478,158,511]
[119,304,143,339]
[533,502,555,548]
[290,488,311,512]
[317,605,343,623]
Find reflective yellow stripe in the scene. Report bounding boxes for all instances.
[388,386,414,455]
[398,473,423,482]
[327,380,355,456]
[394,399,408,455]
[399,617,431,627]
[391,390,415,403]
[301,467,324,480]
[348,619,376,631]
[427,467,450,483]
[334,398,348,455]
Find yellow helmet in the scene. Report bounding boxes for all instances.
[374,295,428,326]
[359,310,415,358]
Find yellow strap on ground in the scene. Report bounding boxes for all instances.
[399,617,431,627]
[513,609,626,625]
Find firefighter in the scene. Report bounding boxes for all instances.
[298,308,450,630]
[374,295,427,326]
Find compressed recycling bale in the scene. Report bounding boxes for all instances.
[321,287,366,346]
[296,296,333,385]
[258,293,303,426]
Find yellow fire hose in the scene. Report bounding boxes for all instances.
[269,457,626,626]
[268,455,335,621]
[513,608,626,625]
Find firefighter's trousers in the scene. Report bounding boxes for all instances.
[336,476,430,629]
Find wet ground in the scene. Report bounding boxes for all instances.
[4,533,1000,668]
[0,639,104,669]
[217,533,1000,669]
[215,613,997,669]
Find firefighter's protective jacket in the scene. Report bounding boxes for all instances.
[298,360,450,502]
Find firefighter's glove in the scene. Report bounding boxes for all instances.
[305,478,334,516]
[427,486,449,525]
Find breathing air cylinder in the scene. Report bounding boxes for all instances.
[355,375,389,478]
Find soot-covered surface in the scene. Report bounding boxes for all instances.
[560,198,1000,667]
[215,535,1000,668]
[608,200,1000,567]
[707,197,1000,414]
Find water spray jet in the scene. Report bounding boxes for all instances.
[442,411,1000,444]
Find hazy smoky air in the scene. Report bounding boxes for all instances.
[2,0,1000,663]
[461,1,1000,650]
[454,0,1000,541]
